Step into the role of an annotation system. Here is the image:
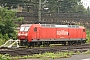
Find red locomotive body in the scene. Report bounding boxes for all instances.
[18,24,86,46]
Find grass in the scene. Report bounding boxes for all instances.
[0,54,11,60]
[82,50,90,54]
[9,50,90,60]
[0,51,76,60]
[10,51,79,59]
[0,39,6,46]
[0,48,90,60]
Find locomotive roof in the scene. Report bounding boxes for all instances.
[21,24,32,26]
[40,24,79,28]
[20,24,82,28]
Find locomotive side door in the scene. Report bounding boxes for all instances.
[36,27,40,40]
[33,27,40,40]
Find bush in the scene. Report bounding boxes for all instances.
[3,34,9,40]
[0,34,3,39]
[0,7,22,45]
[86,29,90,43]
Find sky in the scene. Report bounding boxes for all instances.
[81,0,90,8]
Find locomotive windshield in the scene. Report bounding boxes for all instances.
[20,26,30,31]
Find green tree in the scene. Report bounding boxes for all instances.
[0,0,35,8]
[36,0,85,13]
[85,6,90,15]
[0,7,20,40]
[0,0,86,13]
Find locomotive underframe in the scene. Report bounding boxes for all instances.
[20,38,86,47]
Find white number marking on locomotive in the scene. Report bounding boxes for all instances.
[57,30,68,35]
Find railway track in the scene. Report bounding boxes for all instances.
[0,44,90,56]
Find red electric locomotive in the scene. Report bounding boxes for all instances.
[18,24,86,46]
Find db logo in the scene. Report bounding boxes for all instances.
[57,30,68,35]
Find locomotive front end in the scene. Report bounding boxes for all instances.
[18,24,31,40]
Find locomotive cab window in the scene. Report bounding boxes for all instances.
[20,26,30,31]
[83,29,85,32]
[34,27,37,32]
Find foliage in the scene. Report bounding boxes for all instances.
[0,54,10,60]
[0,50,89,60]
[0,0,86,13]
[58,0,85,13]
[10,51,83,60]
[18,51,76,59]
[86,29,90,43]
[0,34,5,45]
[85,6,90,14]
[42,0,85,13]
[0,7,23,42]
[82,50,90,54]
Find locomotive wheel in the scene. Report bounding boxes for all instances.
[77,41,81,45]
[43,41,50,47]
[68,41,72,45]
[68,41,76,45]
[62,41,66,45]
[28,42,42,47]
[82,40,86,44]
[27,42,34,47]
[20,41,23,46]
[36,42,41,47]
[20,40,28,46]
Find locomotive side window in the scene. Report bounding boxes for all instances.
[83,29,85,32]
[24,27,30,31]
[20,27,25,31]
[34,27,37,32]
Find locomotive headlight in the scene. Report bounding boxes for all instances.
[18,33,21,36]
[25,33,27,36]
